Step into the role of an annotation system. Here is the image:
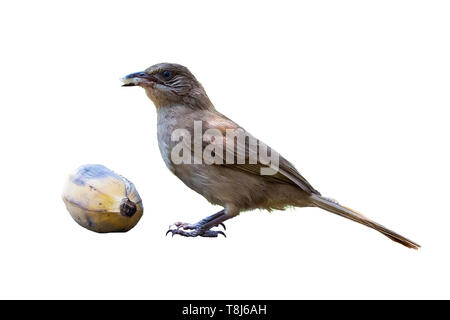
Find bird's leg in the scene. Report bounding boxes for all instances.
[170,210,226,230]
[166,209,231,237]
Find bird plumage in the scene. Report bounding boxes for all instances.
[122,62,420,248]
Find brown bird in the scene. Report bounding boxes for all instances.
[122,63,420,249]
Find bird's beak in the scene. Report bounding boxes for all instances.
[121,71,157,87]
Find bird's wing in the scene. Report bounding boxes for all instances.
[179,110,320,195]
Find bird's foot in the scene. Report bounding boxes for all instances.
[166,228,226,237]
[166,221,226,238]
[170,221,226,231]
[166,209,229,238]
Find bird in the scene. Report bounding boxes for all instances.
[121,62,420,249]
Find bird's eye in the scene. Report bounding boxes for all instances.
[162,70,172,80]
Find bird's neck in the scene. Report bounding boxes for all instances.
[145,87,215,111]
[181,87,216,111]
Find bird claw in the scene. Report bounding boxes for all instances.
[217,223,226,230]
[166,211,228,238]
[168,222,193,230]
[166,220,226,235]
[170,222,226,230]
[166,228,226,238]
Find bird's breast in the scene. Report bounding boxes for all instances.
[156,112,177,173]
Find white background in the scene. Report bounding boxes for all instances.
[0,0,448,299]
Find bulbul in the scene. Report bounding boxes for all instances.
[122,63,420,249]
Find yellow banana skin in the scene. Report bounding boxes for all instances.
[62,164,143,233]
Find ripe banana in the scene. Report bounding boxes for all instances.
[62,164,143,233]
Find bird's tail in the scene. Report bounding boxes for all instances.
[309,194,420,249]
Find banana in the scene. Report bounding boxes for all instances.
[62,164,143,233]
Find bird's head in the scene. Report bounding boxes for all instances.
[121,63,214,110]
